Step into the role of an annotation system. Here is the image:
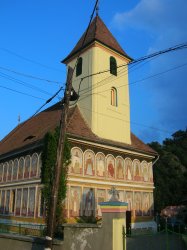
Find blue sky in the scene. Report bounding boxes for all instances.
[0,0,187,144]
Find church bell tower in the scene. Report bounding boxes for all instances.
[62,15,132,145]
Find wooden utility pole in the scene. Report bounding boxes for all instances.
[44,67,73,250]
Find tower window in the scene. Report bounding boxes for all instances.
[110,56,117,76]
[76,57,83,77]
[111,87,118,106]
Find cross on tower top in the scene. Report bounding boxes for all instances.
[96,0,99,16]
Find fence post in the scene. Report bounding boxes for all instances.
[165,218,169,250]
[19,224,21,235]
[122,226,126,250]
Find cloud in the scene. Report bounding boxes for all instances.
[112,0,187,142]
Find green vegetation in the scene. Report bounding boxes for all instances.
[149,129,187,214]
[41,127,71,226]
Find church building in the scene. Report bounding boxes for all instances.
[0,15,158,229]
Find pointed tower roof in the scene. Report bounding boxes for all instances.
[62,16,131,63]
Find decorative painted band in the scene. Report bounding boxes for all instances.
[99,201,128,206]
[100,208,127,213]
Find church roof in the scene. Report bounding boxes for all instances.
[62,15,131,63]
[0,102,157,159]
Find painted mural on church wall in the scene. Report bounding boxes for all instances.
[125,191,133,211]
[142,161,149,182]
[69,186,81,217]
[135,192,142,216]
[97,189,105,216]
[96,153,105,177]
[125,158,133,181]
[142,192,150,216]
[116,157,124,179]
[106,155,115,179]
[84,150,95,176]
[83,187,95,217]
[0,153,41,183]
[68,147,153,183]
[133,160,141,181]
[70,147,83,174]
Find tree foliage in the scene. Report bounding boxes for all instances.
[149,129,187,213]
[41,127,71,225]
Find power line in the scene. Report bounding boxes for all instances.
[0,85,46,100]
[78,60,187,102]
[0,66,62,85]
[79,42,187,81]
[0,86,63,144]
[0,48,63,73]
[79,105,173,135]
[0,71,53,96]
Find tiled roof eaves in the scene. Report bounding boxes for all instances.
[62,39,132,64]
[0,140,43,162]
[67,133,158,157]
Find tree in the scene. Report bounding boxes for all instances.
[149,129,187,213]
[41,127,71,226]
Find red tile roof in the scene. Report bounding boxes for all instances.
[62,16,132,63]
[0,102,157,158]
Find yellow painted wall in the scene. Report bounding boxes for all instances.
[113,218,125,250]
[67,42,131,145]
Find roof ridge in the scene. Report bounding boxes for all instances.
[62,16,131,63]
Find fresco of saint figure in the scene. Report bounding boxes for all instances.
[118,190,124,202]
[0,164,3,182]
[31,154,38,177]
[143,193,150,216]
[107,156,115,178]
[22,188,28,216]
[5,190,10,214]
[7,161,13,181]
[28,188,35,217]
[125,158,132,180]
[16,189,21,215]
[133,160,141,181]
[83,188,95,217]
[3,163,8,182]
[116,157,124,179]
[24,156,30,178]
[96,154,105,177]
[125,191,133,211]
[71,148,82,174]
[135,192,142,216]
[97,189,105,216]
[0,190,5,213]
[142,162,149,182]
[18,158,24,179]
[149,162,153,182]
[84,151,94,176]
[70,186,81,217]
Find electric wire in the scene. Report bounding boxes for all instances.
[0,66,62,85]
[79,42,187,81]
[0,86,64,144]
[0,71,53,96]
[0,48,62,73]
[0,0,99,144]
[79,105,173,135]
[0,85,46,100]
[78,60,187,104]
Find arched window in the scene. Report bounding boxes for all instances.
[18,157,24,179]
[24,155,31,179]
[31,153,38,177]
[111,87,118,106]
[110,56,117,76]
[76,57,82,77]
[13,159,18,180]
